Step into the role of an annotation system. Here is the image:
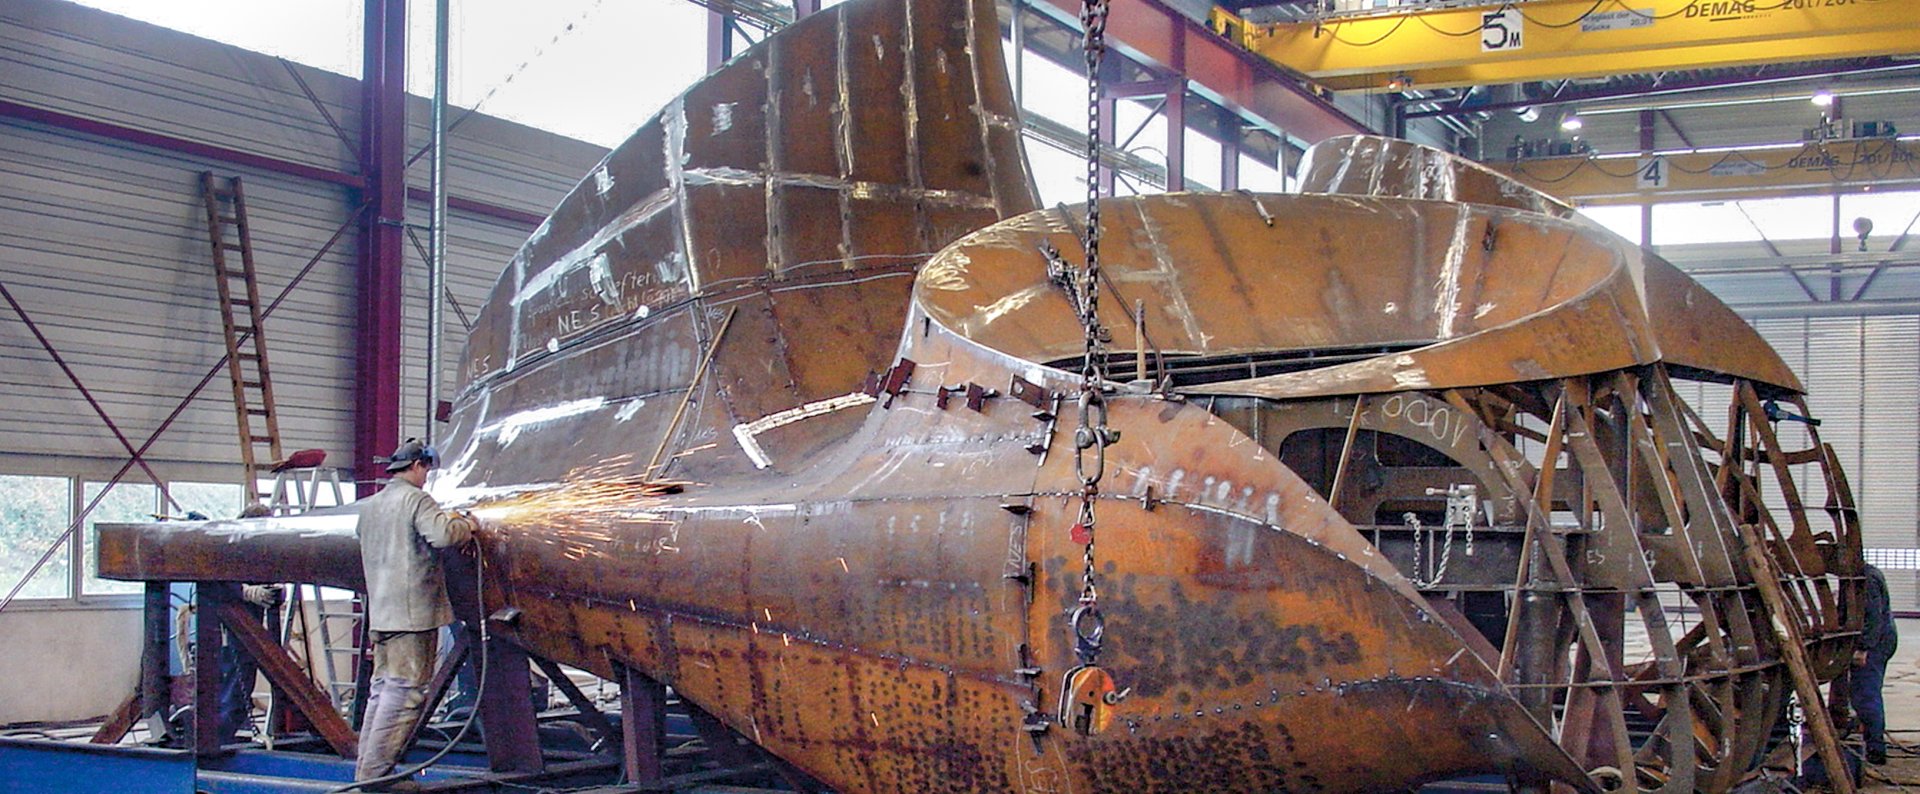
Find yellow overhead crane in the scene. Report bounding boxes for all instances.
[1210,0,1920,92]
[1495,138,1920,205]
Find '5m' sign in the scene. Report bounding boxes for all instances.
[1481,8,1523,52]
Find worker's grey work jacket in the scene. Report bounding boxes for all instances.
[356,478,474,632]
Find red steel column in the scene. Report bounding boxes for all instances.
[357,0,407,494]
[1219,107,1240,191]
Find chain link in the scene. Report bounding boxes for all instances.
[1404,485,1476,588]
[1074,0,1111,624]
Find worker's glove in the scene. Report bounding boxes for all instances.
[241,584,284,608]
[451,510,482,551]
[1854,650,1869,668]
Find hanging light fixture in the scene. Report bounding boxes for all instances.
[1811,90,1836,108]
[1559,110,1583,132]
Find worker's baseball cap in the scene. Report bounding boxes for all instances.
[383,438,439,472]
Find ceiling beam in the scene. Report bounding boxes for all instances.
[1405,61,1919,119]
[1493,138,1920,206]
[1026,0,1367,142]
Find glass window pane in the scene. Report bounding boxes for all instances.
[1025,135,1089,208]
[1578,205,1644,244]
[1020,56,1090,129]
[1183,125,1220,192]
[1650,201,1755,246]
[1238,153,1286,193]
[170,482,246,521]
[1840,190,1920,253]
[0,475,74,600]
[82,481,158,596]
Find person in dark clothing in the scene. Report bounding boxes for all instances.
[1851,563,1898,765]
[216,502,280,743]
[216,583,283,741]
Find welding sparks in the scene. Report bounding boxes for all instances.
[836,557,849,572]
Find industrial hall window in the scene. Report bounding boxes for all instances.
[0,474,73,600]
[0,474,246,605]
[81,481,158,596]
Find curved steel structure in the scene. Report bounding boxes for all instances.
[100,0,1864,790]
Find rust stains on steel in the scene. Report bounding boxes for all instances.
[98,0,1864,790]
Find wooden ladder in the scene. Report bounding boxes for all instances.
[200,172,283,502]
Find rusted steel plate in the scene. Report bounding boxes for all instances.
[97,511,363,591]
[1297,136,1802,394]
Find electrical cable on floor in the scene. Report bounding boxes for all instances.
[327,548,490,793]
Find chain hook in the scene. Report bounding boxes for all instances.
[1069,604,1105,665]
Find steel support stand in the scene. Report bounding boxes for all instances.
[618,663,668,784]
[193,584,229,757]
[476,637,544,772]
[443,552,544,773]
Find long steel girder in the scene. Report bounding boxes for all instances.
[1494,138,1920,205]
[1022,0,1366,142]
[1210,0,1920,92]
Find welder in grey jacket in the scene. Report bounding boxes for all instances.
[353,438,476,783]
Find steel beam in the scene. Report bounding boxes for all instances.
[357,0,409,494]
[476,636,544,772]
[1494,138,1920,206]
[140,583,170,732]
[618,663,668,784]
[1218,0,1920,92]
[192,585,226,757]
[1405,61,1919,120]
[1027,0,1364,143]
[707,12,734,72]
[210,597,359,758]
[532,655,617,747]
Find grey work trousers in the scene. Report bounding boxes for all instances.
[354,629,440,783]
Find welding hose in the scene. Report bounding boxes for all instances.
[328,544,490,793]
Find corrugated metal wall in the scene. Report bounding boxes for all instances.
[1677,314,1920,610]
[0,0,605,477]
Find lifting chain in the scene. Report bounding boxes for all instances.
[1071,0,1112,659]
[1055,0,1129,739]
[1788,691,1806,778]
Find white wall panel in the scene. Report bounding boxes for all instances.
[1694,314,1920,610]
[0,0,605,484]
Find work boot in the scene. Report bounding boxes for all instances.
[1867,748,1888,765]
